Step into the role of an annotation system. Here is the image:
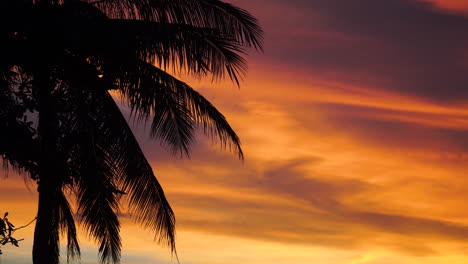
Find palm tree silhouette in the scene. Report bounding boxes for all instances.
[0,0,262,263]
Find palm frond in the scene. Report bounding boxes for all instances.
[91,0,263,50]
[58,80,176,260]
[53,6,248,83]
[60,91,121,264]
[77,157,122,264]
[106,20,248,83]
[57,189,80,262]
[113,61,243,158]
[93,91,177,254]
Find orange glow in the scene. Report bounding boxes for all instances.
[3,0,468,263]
[419,0,468,14]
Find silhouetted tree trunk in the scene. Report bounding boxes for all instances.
[32,71,60,264]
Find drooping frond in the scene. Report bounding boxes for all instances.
[56,76,176,261]
[57,86,122,264]
[112,61,243,158]
[76,152,122,264]
[57,189,80,262]
[91,91,177,254]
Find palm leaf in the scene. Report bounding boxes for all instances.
[50,78,121,263]
[106,20,248,83]
[92,91,177,254]
[57,81,177,261]
[52,6,249,83]
[112,61,243,158]
[76,137,122,264]
[91,0,263,50]
[57,189,80,262]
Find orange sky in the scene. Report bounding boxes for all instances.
[3,0,468,263]
[421,0,468,14]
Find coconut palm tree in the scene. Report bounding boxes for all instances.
[0,0,262,263]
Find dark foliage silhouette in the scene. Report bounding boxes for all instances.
[0,0,262,263]
[0,212,36,256]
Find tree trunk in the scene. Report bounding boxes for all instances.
[33,182,60,264]
[32,73,60,264]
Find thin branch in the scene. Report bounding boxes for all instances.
[12,217,36,232]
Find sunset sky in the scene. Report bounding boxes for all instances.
[3,0,468,263]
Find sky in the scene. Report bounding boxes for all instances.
[2,0,468,263]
